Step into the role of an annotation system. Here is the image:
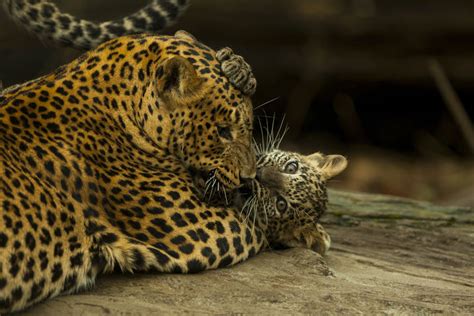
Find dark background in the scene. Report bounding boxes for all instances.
[1,0,473,206]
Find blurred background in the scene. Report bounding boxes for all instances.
[1,0,473,206]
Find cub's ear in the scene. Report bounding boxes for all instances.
[156,56,207,110]
[307,153,348,180]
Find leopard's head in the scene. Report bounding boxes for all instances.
[143,31,256,193]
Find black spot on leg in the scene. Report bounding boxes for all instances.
[218,255,233,268]
[151,218,173,233]
[229,221,241,233]
[233,237,244,256]
[186,230,199,242]
[170,235,186,245]
[178,243,194,254]
[62,273,77,292]
[147,226,165,239]
[28,278,45,302]
[170,213,187,227]
[148,247,170,265]
[248,247,256,258]
[51,263,63,282]
[70,253,83,267]
[216,238,229,256]
[215,221,225,234]
[0,233,8,247]
[11,286,23,303]
[132,249,145,270]
[186,259,205,273]
[196,229,210,242]
[170,264,183,274]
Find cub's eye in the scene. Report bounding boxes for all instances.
[284,161,298,174]
[217,126,232,140]
[276,196,288,212]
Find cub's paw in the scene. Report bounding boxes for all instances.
[287,223,331,256]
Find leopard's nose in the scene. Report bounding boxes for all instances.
[239,162,256,182]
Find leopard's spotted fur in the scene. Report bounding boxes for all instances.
[0,31,261,312]
[3,0,190,50]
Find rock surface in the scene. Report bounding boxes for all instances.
[18,191,474,315]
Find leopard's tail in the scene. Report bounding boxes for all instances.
[3,0,190,50]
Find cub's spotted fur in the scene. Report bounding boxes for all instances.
[248,150,347,255]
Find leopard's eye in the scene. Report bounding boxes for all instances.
[276,196,287,212]
[217,126,232,140]
[284,161,298,174]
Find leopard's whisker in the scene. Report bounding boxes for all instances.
[252,138,261,156]
[222,185,228,205]
[240,196,252,218]
[245,196,256,226]
[257,116,266,154]
[203,182,211,200]
[263,203,268,226]
[265,111,273,153]
[203,175,213,200]
[268,112,276,152]
[216,181,221,200]
[265,117,272,153]
[252,202,257,232]
[206,177,218,202]
[254,96,280,111]
[242,195,255,225]
[274,115,288,150]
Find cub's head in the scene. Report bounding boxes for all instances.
[140,31,256,192]
[239,149,347,252]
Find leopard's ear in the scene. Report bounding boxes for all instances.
[174,30,198,42]
[307,153,348,180]
[156,56,208,110]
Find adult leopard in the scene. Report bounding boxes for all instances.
[0,31,261,312]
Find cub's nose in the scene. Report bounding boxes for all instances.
[255,166,284,190]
